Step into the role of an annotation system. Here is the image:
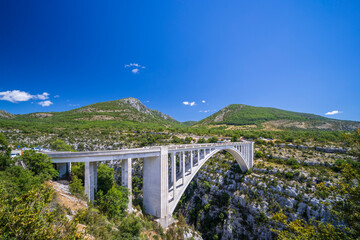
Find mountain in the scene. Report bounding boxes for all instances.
[1,101,359,132]
[0,110,14,119]
[0,98,182,130]
[195,104,360,131]
[182,121,197,126]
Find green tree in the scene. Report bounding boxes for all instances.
[96,185,128,219]
[0,166,42,196]
[97,163,115,194]
[115,215,142,239]
[255,150,263,158]
[231,136,238,142]
[208,137,218,143]
[0,133,12,170]
[21,150,58,180]
[71,162,85,182]
[69,175,85,199]
[50,140,74,151]
[271,212,351,240]
[172,136,182,143]
[0,184,83,239]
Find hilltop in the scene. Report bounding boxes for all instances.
[195,104,360,131]
[0,97,182,131]
[0,110,14,119]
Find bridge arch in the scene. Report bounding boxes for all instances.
[168,146,249,215]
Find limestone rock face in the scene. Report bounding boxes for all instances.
[0,110,14,119]
[119,97,152,115]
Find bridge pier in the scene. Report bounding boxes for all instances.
[121,158,132,212]
[84,161,97,201]
[143,146,170,227]
[172,153,176,200]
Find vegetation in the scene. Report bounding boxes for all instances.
[0,134,83,239]
[0,99,360,239]
[196,104,359,130]
[21,150,59,180]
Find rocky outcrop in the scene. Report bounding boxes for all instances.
[0,110,14,119]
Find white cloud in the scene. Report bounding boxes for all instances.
[125,63,146,69]
[202,100,206,103]
[325,110,342,115]
[125,63,145,74]
[35,92,50,100]
[132,68,139,74]
[38,100,53,107]
[69,103,80,107]
[0,90,51,103]
[183,101,195,106]
[199,109,216,113]
[0,90,33,103]
[54,95,60,98]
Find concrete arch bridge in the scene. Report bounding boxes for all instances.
[46,141,254,227]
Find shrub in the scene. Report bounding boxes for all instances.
[50,140,74,151]
[69,175,85,199]
[115,215,142,239]
[96,185,128,219]
[21,150,58,180]
[255,150,263,158]
[0,184,82,239]
[97,163,115,194]
[285,172,294,180]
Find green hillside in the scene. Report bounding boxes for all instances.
[0,98,183,131]
[182,121,197,126]
[196,104,360,131]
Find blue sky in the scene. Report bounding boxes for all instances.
[0,0,359,122]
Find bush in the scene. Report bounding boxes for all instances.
[96,185,128,219]
[21,150,58,180]
[50,140,74,151]
[115,215,142,239]
[285,172,294,180]
[208,137,218,143]
[69,175,85,199]
[286,158,299,166]
[0,133,12,170]
[0,184,82,239]
[71,162,84,182]
[0,166,42,196]
[255,150,263,158]
[97,163,115,194]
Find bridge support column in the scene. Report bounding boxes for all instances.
[84,161,97,202]
[143,147,170,227]
[197,149,200,165]
[121,158,132,212]
[190,150,193,173]
[182,151,185,185]
[172,153,176,200]
[250,142,254,167]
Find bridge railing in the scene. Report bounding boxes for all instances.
[167,141,251,150]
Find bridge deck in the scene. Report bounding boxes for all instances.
[45,142,251,163]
